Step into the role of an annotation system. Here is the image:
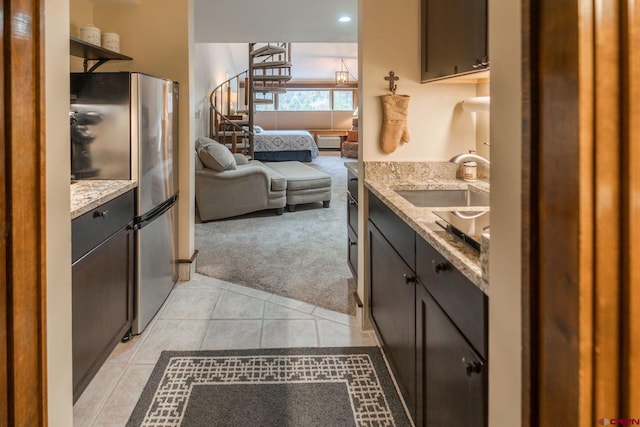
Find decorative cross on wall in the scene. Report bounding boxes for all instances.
[384,71,399,94]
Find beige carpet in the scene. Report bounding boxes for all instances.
[195,153,356,314]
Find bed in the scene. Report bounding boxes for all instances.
[253,129,319,162]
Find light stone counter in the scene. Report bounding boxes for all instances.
[344,161,358,176]
[363,161,490,294]
[71,180,137,219]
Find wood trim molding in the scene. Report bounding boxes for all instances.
[592,0,621,418]
[622,0,640,415]
[520,0,534,424]
[526,0,640,424]
[1,1,7,421]
[177,249,198,264]
[1,0,48,424]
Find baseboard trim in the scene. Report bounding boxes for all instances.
[178,250,198,264]
[352,290,363,308]
[178,250,198,281]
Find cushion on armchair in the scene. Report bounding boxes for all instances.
[233,153,250,165]
[196,137,236,171]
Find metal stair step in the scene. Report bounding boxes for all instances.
[252,61,292,69]
[252,75,292,82]
[253,98,274,105]
[253,87,287,94]
[251,45,287,57]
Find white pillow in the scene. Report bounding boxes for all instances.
[253,125,264,134]
[196,137,236,171]
[232,153,250,165]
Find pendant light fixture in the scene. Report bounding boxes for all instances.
[335,58,349,86]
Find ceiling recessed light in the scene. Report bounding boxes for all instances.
[338,16,352,23]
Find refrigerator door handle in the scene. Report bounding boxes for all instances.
[133,194,178,230]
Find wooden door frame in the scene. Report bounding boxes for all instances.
[1,0,48,425]
[523,0,639,424]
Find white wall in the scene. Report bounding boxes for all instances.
[359,0,478,162]
[194,43,246,138]
[488,0,522,424]
[475,82,491,160]
[46,0,74,424]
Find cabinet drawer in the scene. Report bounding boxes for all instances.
[416,236,487,358]
[347,193,358,235]
[347,169,358,199]
[72,190,134,263]
[368,191,415,268]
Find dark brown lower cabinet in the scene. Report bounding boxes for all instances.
[367,189,487,426]
[416,283,486,427]
[72,190,135,402]
[72,225,134,402]
[368,220,416,418]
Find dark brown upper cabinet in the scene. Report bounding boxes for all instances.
[421,0,488,82]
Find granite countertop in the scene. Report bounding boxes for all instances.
[345,161,358,176]
[362,161,490,294]
[71,180,137,219]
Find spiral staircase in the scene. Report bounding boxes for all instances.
[209,43,292,158]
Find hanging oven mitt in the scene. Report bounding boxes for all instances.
[380,94,410,153]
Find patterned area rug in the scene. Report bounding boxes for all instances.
[127,347,411,427]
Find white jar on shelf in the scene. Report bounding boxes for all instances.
[101,32,120,52]
[80,24,101,46]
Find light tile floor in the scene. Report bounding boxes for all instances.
[73,273,377,427]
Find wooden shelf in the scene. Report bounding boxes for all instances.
[70,37,132,72]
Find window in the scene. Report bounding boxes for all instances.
[333,90,355,111]
[278,90,331,111]
[254,88,356,112]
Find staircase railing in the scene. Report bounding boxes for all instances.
[209,43,292,159]
[209,70,254,157]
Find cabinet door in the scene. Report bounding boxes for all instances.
[416,283,486,427]
[421,0,488,81]
[347,193,358,236]
[368,221,416,417]
[348,227,358,278]
[72,225,134,402]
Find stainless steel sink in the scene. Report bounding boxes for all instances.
[395,188,489,208]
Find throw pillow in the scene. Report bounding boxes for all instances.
[232,153,249,165]
[196,137,236,171]
[253,125,264,134]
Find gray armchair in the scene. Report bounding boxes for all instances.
[195,151,287,221]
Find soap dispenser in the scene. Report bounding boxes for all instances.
[463,150,478,182]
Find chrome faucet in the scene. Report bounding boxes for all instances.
[449,152,490,165]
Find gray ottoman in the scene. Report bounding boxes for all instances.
[263,161,332,212]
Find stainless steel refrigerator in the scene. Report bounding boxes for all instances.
[71,72,179,334]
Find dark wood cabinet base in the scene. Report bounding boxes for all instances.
[367,189,487,426]
[72,225,134,402]
[72,190,135,403]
